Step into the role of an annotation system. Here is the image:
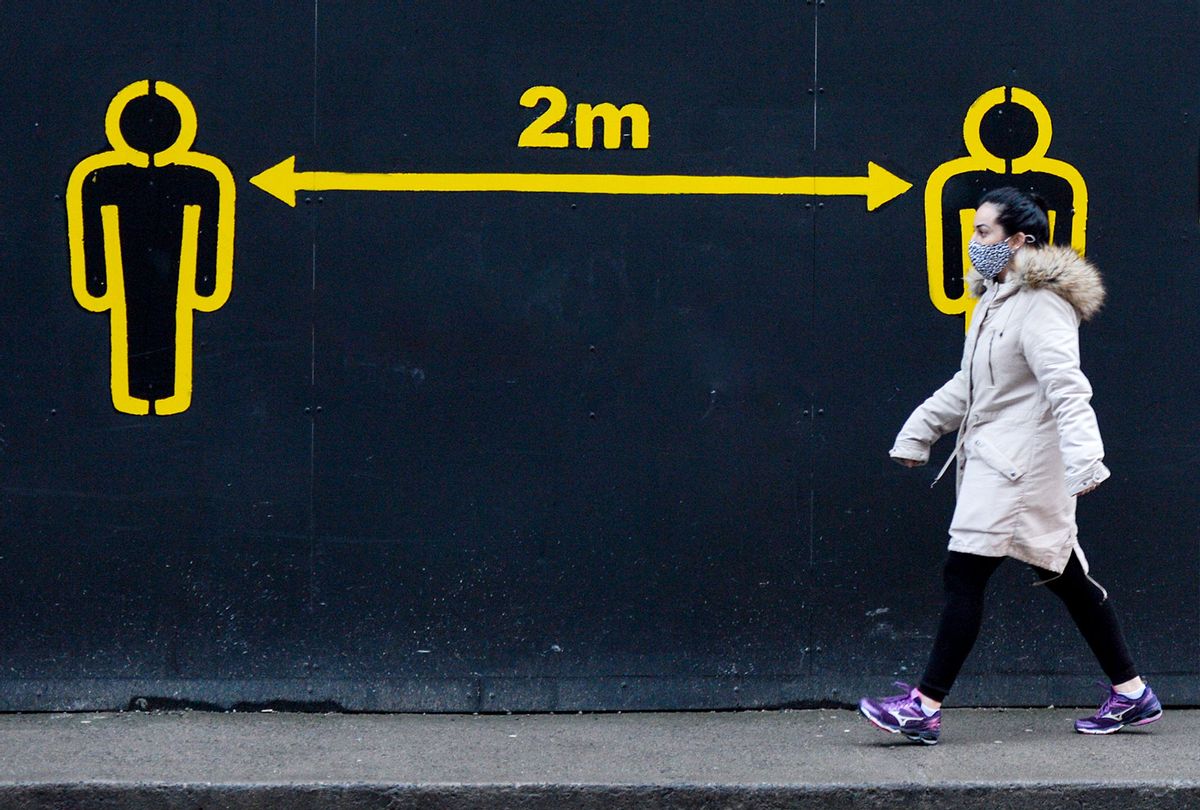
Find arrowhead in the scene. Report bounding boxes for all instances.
[865,161,912,211]
[250,155,299,207]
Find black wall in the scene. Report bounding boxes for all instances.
[1,2,1196,711]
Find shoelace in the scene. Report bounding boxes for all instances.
[880,681,918,709]
[1092,680,1131,717]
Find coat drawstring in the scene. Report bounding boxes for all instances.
[931,440,960,488]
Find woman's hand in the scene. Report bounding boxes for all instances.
[894,458,923,468]
[1075,482,1100,497]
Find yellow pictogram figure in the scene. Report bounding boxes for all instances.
[925,87,1087,326]
[66,80,235,415]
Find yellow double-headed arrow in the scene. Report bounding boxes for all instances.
[251,156,912,211]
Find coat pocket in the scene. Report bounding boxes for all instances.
[969,435,1026,482]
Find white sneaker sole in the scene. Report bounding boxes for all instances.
[1075,710,1163,735]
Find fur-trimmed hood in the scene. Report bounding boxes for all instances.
[967,245,1105,322]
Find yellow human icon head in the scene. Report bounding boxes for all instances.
[924,86,1088,326]
[960,86,1056,173]
[101,79,201,168]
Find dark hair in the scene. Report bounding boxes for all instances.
[978,187,1050,245]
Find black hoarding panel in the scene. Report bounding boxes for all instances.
[305,3,814,710]
[1,3,316,708]
[811,1,1200,704]
[0,2,1196,710]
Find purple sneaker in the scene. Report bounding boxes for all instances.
[858,682,941,745]
[1075,682,1162,735]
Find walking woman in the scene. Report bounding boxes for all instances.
[858,187,1160,745]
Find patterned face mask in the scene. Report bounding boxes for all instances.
[968,238,1013,280]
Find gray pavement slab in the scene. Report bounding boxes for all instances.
[1,708,1198,808]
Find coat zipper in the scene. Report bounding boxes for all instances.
[932,287,995,488]
[987,334,996,386]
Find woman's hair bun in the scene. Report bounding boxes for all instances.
[979,186,1051,244]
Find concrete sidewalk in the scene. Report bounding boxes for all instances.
[1,708,1197,808]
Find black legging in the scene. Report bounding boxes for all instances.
[918,549,1139,702]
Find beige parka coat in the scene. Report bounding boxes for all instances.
[890,245,1109,574]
